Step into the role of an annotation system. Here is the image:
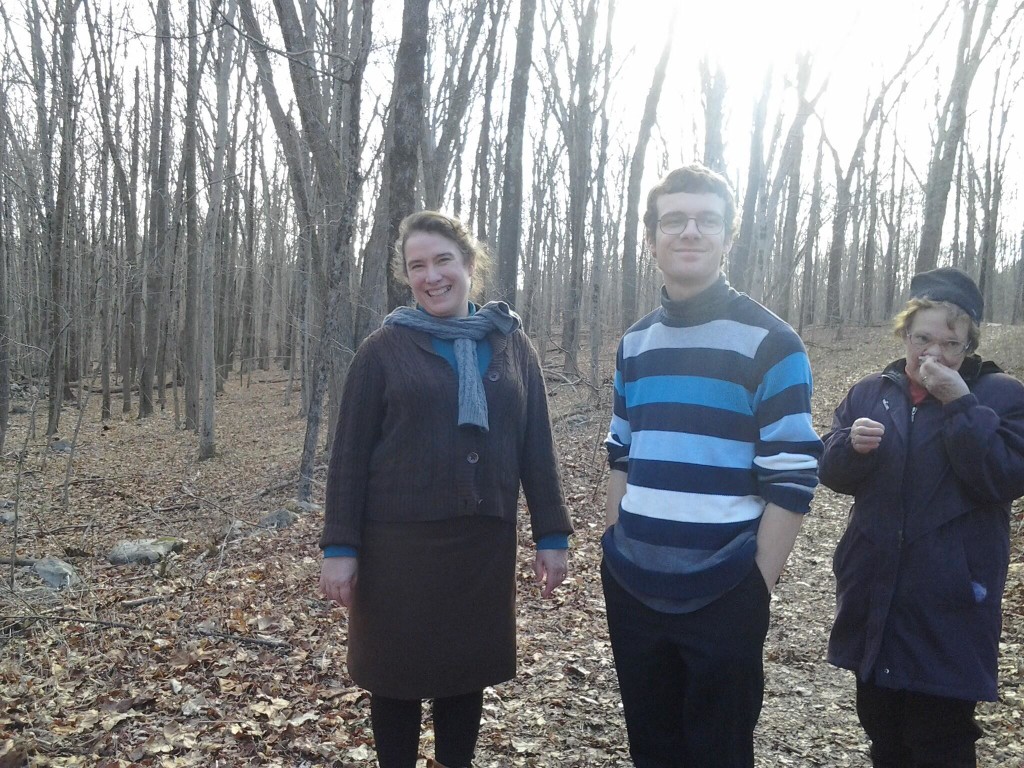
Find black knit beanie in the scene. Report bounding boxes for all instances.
[909,267,983,323]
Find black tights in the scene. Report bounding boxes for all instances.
[370,690,483,768]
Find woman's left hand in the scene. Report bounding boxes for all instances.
[919,357,970,404]
[533,549,569,598]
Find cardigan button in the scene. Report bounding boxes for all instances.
[487,371,500,381]
[467,452,479,464]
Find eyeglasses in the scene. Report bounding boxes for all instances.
[658,212,725,236]
[905,332,969,357]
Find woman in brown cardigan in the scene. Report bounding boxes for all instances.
[319,211,573,768]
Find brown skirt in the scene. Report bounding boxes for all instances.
[347,515,518,699]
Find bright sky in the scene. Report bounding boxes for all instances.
[614,0,952,156]
[602,0,1021,243]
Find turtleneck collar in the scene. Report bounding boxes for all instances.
[660,275,731,324]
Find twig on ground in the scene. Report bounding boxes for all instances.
[0,613,292,649]
[40,523,94,536]
[119,595,167,608]
[0,557,37,567]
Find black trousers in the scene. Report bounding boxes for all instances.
[370,690,483,768]
[856,679,981,768]
[602,559,771,768]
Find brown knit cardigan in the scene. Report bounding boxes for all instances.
[320,324,572,550]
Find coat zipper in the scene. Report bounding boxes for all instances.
[898,405,917,551]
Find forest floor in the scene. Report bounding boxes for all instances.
[2,323,1023,768]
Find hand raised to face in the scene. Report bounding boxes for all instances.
[918,356,970,404]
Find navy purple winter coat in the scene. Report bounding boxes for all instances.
[820,355,1024,701]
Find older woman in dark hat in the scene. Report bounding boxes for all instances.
[820,267,1024,767]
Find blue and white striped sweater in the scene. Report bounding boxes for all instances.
[604,278,822,607]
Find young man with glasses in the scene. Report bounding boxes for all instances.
[602,164,822,766]
[820,267,1024,767]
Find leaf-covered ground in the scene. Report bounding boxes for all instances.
[2,324,1023,767]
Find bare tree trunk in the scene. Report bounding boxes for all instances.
[916,0,999,272]
[123,70,143,414]
[327,0,372,448]
[821,10,943,322]
[139,0,172,418]
[844,166,864,322]
[239,118,258,376]
[200,0,238,459]
[620,11,674,330]
[46,0,81,438]
[775,57,814,322]
[98,142,112,421]
[522,105,553,335]
[952,143,965,269]
[700,57,726,174]
[977,63,1014,320]
[284,0,373,498]
[181,0,202,430]
[862,128,882,324]
[550,0,599,376]
[495,0,536,307]
[798,134,824,334]
[237,0,327,415]
[0,85,9,453]
[216,134,241,389]
[471,9,501,245]
[881,149,903,320]
[258,162,279,371]
[730,75,770,293]
[26,0,56,406]
[965,166,978,275]
[421,0,490,212]
[824,148,853,328]
[588,0,616,387]
[384,0,430,311]
[776,143,803,323]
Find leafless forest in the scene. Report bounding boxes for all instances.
[0,0,1022,461]
[1,0,1024,764]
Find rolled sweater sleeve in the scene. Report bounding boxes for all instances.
[320,339,386,551]
[752,330,823,514]
[518,335,573,543]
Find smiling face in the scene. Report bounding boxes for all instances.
[403,231,474,318]
[902,306,971,385]
[651,191,732,300]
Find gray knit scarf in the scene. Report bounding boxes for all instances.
[382,301,522,431]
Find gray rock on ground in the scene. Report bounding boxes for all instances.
[108,537,185,565]
[259,509,299,529]
[32,557,81,590]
